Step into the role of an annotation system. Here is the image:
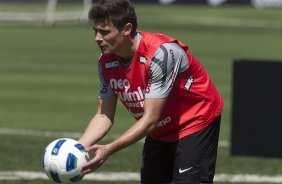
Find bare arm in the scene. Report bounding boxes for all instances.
[79,95,118,147]
[81,97,166,174]
[106,98,166,153]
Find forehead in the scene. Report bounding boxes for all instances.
[93,21,116,31]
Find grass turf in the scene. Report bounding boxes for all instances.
[0,4,282,184]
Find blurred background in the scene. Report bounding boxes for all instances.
[0,0,282,183]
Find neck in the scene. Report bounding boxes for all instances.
[116,34,137,60]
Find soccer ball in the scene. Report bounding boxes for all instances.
[42,138,90,183]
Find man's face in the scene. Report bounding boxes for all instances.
[93,21,124,55]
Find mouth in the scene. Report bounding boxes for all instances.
[99,45,107,50]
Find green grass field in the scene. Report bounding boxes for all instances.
[1,3,282,184]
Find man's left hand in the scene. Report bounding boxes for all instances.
[81,144,110,174]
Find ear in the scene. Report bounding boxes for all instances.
[123,23,133,36]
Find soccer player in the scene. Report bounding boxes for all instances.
[79,0,224,183]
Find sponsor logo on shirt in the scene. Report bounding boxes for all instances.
[125,101,145,108]
[156,116,172,127]
[146,63,153,93]
[109,78,145,102]
[184,76,194,90]
[100,83,109,94]
[129,108,144,118]
[169,49,176,90]
[105,60,119,69]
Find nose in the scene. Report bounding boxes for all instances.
[95,32,103,43]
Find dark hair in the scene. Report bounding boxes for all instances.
[89,0,137,37]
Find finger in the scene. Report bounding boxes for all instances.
[81,163,99,175]
[85,144,100,152]
[81,168,92,175]
[81,156,101,173]
[81,164,94,174]
[83,158,98,169]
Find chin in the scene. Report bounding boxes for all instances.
[101,50,113,55]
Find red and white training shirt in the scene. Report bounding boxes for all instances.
[98,31,224,142]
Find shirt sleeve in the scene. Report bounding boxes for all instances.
[145,42,189,99]
[98,63,115,99]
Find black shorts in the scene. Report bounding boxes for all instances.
[141,115,221,184]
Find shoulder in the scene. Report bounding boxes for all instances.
[140,32,188,54]
[153,42,187,60]
[138,32,178,60]
[141,32,177,46]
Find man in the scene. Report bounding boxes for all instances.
[79,0,224,183]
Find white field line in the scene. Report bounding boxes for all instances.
[1,171,282,183]
[0,12,282,29]
[0,128,82,139]
[143,16,282,29]
[185,16,282,29]
[0,128,230,147]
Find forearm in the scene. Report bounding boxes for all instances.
[79,96,117,147]
[79,114,113,147]
[105,113,158,156]
[105,98,166,155]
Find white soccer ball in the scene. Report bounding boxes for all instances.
[42,138,90,183]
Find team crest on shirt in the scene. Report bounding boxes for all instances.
[140,55,147,64]
[105,60,119,69]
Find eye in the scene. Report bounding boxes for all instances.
[93,26,110,37]
[99,30,109,36]
[93,27,110,36]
